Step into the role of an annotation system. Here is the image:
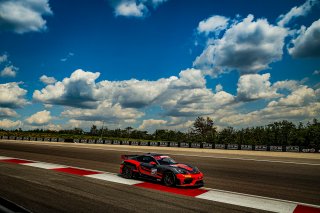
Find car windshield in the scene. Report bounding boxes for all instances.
[154,156,177,165]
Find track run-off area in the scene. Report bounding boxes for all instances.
[0,140,319,213]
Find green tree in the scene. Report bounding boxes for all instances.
[90,125,98,135]
[218,126,235,144]
[306,119,320,148]
[192,117,217,142]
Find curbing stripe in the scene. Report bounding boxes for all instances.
[52,167,102,176]
[0,159,34,164]
[293,205,320,213]
[86,173,143,185]
[196,190,297,213]
[0,155,319,213]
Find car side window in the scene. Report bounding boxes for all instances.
[136,156,144,162]
[136,156,157,163]
[142,156,152,163]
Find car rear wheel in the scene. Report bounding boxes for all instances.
[122,165,133,179]
[163,172,176,187]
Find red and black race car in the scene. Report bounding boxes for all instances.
[120,153,204,187]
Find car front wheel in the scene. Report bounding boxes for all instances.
[163,172,176,187]
[122,165,133,179]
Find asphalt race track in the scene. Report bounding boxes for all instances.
[0,140,319,213]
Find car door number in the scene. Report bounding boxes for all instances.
[151,168,157,176]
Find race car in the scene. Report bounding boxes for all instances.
[119,153,204,187]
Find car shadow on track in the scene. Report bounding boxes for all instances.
[116,174,203,189]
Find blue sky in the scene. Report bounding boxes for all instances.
[0,0,319,132]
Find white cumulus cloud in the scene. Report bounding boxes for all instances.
[0,65,17,77]
[169,68,205,89]
[237,73,280,101]
[110,77,174,108]
[272,80,301,92]
[0,119,22,129]
[288,19,320,58]
[215,84,223,92]
[138,118,194,133]
[194,15,288,77]
[112,0,168,18]
[0,53,18,78]
[277,0,319,27]
[26,110,52,125]
[0,82,28,108]
[0,108,17,118]
[0,53,8,63]
[197,15,229,36]
[0,0,53,34]
[268,86,318,107]
[216,78,320,127]
[40,75,57,84]
[33,69,101,108]
[62,101,144,124]
[115,1,147,17]
[138,119,167,131]
[162,87,234,117]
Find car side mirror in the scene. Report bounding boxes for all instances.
[150,161,156,166]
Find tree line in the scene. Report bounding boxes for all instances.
[1,117,319,148]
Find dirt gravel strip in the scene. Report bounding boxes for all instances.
[1,155,319,213]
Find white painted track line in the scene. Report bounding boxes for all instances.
[86,173,143,185]
[197,190,297,213]
[0,156,14,160]
[23,162,68,169]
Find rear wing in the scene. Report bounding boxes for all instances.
[121,155,139,160]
